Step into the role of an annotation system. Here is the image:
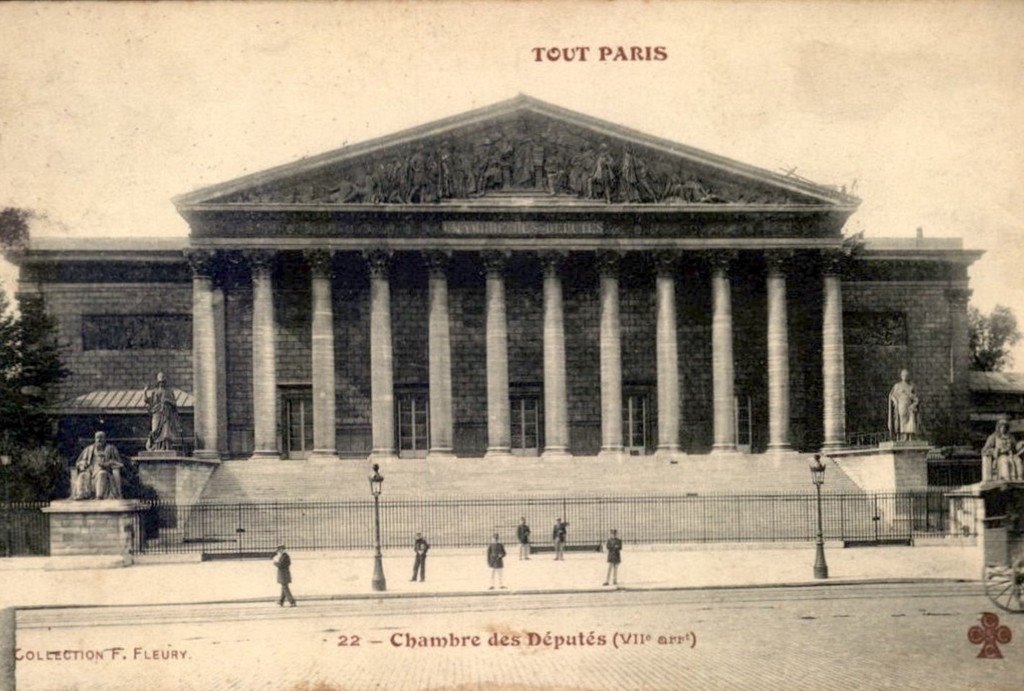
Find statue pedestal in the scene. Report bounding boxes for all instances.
[42,500,144,560]
[825,442,931,494]
[134,453,219,527]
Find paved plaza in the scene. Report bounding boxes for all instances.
[12,584,1022,690]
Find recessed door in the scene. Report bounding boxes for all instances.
[510,395,540,456]
[283,391,314,459]
[398,392,430,458]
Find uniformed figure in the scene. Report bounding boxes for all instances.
[272,544,296,607]
[411,532,430,582]
[603,529,623,586]
[516,517,531,560]
[552,518,569,560]
[487,533,507,590]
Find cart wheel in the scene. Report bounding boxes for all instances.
[983,561,1024,613]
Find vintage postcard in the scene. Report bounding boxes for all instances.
[1,1,1022,689]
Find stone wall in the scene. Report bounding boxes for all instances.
[37,283,193,402]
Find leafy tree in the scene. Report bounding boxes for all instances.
[0,207,32,252]
[1,208,71,499]
[969,305,1021,372]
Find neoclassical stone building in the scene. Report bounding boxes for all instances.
[11,97,981,489]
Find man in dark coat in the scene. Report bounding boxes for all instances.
[516,517,531,560]
[411,532,430,582]
[552,518,568,561]
[487,533,507,590]
[272,544,296,607]
[603,529,623,586]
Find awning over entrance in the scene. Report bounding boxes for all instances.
[58,388,194,415]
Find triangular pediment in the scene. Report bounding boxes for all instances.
[175,95,857,209]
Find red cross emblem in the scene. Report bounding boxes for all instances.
[968,612,1012,659]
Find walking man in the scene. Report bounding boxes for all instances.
[552,517,568,561]
[517,517,531,560]
[272,544,296,607]
[603,529,623,586]
[487,533,507,589]
[411,532,430,582]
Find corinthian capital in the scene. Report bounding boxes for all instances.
[304,249,335,278]
[241,249,276,275]
[184,249,218,278]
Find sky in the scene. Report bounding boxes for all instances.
[1,0,1023,359]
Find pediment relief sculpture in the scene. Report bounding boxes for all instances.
[219,118,803,207]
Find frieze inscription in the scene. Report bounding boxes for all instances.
[442,220,603,236]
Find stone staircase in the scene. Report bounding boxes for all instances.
[196,452,864,504]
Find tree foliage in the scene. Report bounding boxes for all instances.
[1,285,71,500]
[969,304,1021,372]
[0,207,32,252]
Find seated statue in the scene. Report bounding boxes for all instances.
[982,417,1023,482]
[70,431,124,500]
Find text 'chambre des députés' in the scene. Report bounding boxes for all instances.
[531,46,668,62]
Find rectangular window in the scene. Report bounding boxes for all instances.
[82,314,192,351]
[844,311,908,347]
[398,392,430,457]
[283,390,314,459]
[622,394,649,455]
[735,394,752,452]
[510,395,540,455]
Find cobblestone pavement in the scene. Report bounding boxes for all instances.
[14,583,1022,690]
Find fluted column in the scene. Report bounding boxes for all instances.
[306,250,337,458]
[483,252,511,458]
[367,250,398,461]
[598,252,624,460]
[822,254,847,450]
[655,253,681,459]
[186,249,220,459]
[246,250,280,458]
[541,253,570,459]
[711,252,737,453]
[766,252,792,452]
[426,252,455,459]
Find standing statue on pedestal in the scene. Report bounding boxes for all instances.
[887,368,921,442]
[982,417,1023,481]
[70,431,124,500]
[144,372,181,451]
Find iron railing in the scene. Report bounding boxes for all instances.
[133,489,977,555]
[0,502,51,557]
[1,490,979,558]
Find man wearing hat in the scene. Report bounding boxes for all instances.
[272,544,296,607]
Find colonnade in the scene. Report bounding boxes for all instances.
[186,248,847,459]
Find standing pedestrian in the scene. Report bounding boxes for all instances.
[516,517,531,560]
[552,517,568,560]
[603,529,622,586]
[411,532,430,582]
[272,544,296,607]
[487,533,507,589]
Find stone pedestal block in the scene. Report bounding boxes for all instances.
[134,453,219,527]
[826,442,931,494]
[43,500,145,559]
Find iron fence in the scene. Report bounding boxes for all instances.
[133,489,978,555]
[0,502,50,557]
[0,490,979,558]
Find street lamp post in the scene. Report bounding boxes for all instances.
[810,453,828,579]
[369,463,387,592]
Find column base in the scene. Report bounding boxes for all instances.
[426,449,458,462]
[710,444,739,456]
[540,447,573,462]
[820,441,846,452]
[597,447,625,462]
[484,447,514,461]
